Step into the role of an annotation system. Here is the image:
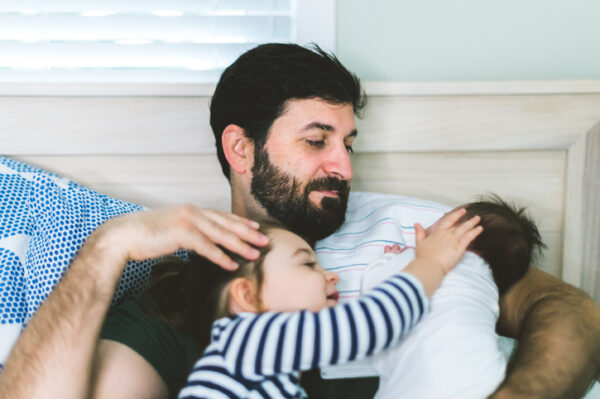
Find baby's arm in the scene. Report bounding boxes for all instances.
[217,209,481,378]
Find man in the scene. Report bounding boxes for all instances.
[0,44,599,399]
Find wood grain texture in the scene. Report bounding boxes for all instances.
[356,95,600,152]
[16,155,230,210]
[3,81,599,294]
[562,136,586,288]
[562,122,600,303]
[1,97,212,155]
[3,94,600,155]
[16,151,565,277]
[581,123,600,302]
[352,151,565,231]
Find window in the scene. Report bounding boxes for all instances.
[0,0,335,83]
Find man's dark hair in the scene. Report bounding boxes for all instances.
[461,195,546,294]
[210,43,367,180]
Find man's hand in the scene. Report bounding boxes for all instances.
[99,204,269,270]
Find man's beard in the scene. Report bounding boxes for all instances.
[250,148,350,243]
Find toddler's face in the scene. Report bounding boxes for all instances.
[259,228,340,312]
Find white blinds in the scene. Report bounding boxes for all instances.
[0,0,296,83]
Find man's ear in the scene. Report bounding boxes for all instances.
[229,277,261,313]
[222,124,254,175]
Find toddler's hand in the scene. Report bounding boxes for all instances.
[414,208,482,275]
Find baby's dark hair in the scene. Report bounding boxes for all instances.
[460,195,546,294]
[142,226,275,348]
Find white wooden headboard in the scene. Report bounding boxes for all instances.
[2,81,599,302]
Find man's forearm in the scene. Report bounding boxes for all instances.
[0,230,126,399]
[494,269,600,399]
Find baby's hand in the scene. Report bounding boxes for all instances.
[414,208,482,275]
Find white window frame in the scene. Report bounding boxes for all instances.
[0,0,336,96]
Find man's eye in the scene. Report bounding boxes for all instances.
[304,261,316,268]
[306,140,325,148]
[345,145,354,154]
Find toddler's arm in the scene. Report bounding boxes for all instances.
[198,272,426,380]
[404,208,481,296]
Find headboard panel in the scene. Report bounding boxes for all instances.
[2,81,599,302]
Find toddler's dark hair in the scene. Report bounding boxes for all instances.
[142,230,274,348]
[461,195,546,294]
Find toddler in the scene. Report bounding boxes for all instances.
[154,208,482,398]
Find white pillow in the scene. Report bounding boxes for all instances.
[0,156,159,366]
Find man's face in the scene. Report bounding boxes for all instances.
[250,98,356,242]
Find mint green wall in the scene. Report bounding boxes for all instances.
[336,0,600,81]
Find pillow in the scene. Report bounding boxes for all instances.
[25,173,155,317]
[0,156,163,365]
[1,157,42,363]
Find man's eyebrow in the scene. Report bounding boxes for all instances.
[302,122,334,132]
[301,122,358,138]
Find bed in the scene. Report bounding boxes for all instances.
[3,80,599,296]
[1,80,599,395]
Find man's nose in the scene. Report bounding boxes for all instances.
[322,143,353,181]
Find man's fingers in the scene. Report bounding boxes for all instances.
[159,226,238,270]
[194,216,263,261]
[227,212,261,229]
[171,207,265,264]
[205,209,255,229]
[201,210,269,247]
[187,234,238,270]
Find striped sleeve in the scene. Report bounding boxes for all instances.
[220,272,428,379]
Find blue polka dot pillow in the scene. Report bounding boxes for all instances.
[0,156,158,365]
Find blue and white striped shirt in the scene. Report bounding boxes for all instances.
[179,273,428,399]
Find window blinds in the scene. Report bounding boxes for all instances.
[0,0,295,82]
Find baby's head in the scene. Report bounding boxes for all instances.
[145,225,339,346]
[459,195,546,294]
